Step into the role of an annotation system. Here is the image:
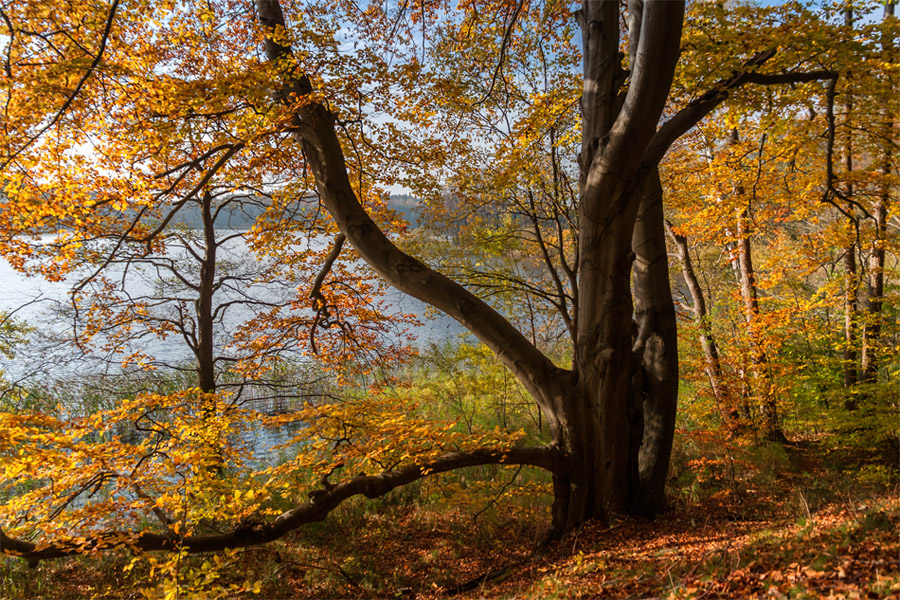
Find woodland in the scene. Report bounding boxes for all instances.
[0,0,897,598]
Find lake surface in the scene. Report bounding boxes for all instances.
[0,232,469,475]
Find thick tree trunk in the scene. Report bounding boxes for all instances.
[665,221,735,427]
[631,168,678,517]
[566,0,684,528]
[567,0,630,528]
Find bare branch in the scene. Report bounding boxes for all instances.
[645,50,837,166]
[820,76,874,222]
[309,232,346,354]
[473,0,526,106]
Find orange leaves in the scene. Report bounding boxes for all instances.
[0,380,528,560]
[259,388,526,496]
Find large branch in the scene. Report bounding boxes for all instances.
[0,446,564,564]
[255,0,567,422]
[595,0,685,178]
[644,57,838,166]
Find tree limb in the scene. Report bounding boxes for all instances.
[644,53,838,166]
[309,232,346,354]
[255,0,568,424]
[1,0,120,171]
[473,0,526,105]
[0,446,565,564]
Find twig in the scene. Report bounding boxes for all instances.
[1,0,120,171]
[473,0,525,106]
[472,464,523,525]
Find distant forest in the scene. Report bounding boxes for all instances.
[167,194,421,230]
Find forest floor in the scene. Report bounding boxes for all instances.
[2,434,898,599]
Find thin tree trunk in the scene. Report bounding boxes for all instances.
[664,221,735,427]
[843,244,859,398]
[861,0,894,383]
[730,127,783,441]
[196,190,217,394]
[736,206,783,441]
[841,3,860,394]
[861,190,887,383]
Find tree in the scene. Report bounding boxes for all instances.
[1,0,845,564]
[664,220,736,426]
[662,0,897,431]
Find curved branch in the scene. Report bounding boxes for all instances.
[0,446,565,564]
[309,232,346,354]
[645,54,838,166]
[255,0,567,422]
[473,0,526,106]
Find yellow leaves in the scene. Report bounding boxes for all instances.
[0,379,529,572]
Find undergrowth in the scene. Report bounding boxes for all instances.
[1,343,896,599]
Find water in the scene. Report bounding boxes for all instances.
[0,233,462,383]
[0,234,471,515]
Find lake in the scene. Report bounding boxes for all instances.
[0,233,462,383]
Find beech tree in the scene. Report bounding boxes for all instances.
[0,0,853,565]
[664,0,897,426]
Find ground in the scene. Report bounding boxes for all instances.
[1,436,897,599]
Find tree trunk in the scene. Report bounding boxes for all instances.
[631,168,678,517]
[731,127,783,442]
[565,0,684,528]
[665,221,735,427]
[259,0,685,534]
[736,208,784,441]
[861,0,894,384]
[861,174,888,384]
[196,190,217,394]
[842,244,859,400]
[841,4,860,393]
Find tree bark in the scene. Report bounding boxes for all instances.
[664,221,735,427]
[735,206,783,441]
[842,244,859,393]
[861,1,894,384]
[861,190,887,383]
[841,4,860,393]
[564,0,684,529]
[631,168,678,517]
[196,190,217,394]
